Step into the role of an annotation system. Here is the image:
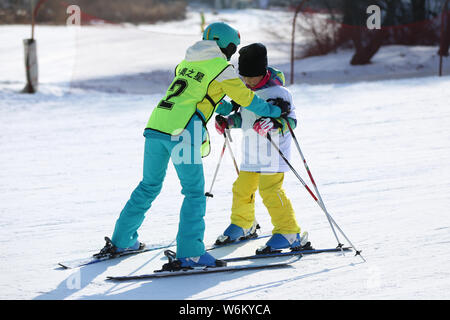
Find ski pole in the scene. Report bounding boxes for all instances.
[265,133,344,251]
[224,128,240,176]
[285,120,344,252]
[205,130,239,200]
[284,121,365,261]
[205,138,227,200]
[266,133,319,204]
[266,132,365,261]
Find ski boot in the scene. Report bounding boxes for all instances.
[159,250,227,271]
[93,236,145,258]
[256,231,312,254]
[215,221,260,245]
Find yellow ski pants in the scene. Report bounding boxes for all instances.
[231,171,300,234]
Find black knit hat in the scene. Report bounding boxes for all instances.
[238,43,268,77]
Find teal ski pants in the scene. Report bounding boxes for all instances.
[111,135,206,258]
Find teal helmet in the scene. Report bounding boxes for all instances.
[203,22,241,60]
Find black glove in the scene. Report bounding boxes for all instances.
[230,100,241,113]
[267,98,291,117]
[215,115,229,135]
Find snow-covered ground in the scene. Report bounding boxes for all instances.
[1,7,450,300]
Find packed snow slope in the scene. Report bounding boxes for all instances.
[1,8,450,300]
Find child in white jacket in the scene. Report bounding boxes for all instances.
[215,43,308,253]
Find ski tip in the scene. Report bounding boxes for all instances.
[106,276,125,281]
[106,275,142,282]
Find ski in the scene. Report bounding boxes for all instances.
[163,244,351,264]
[105,245,350,281]
[57,244,171,269]
[106,256,301,281]
[57,233,271,269]
[223,246,353,262]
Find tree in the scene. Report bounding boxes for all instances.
[341,0,387,65]
[340,0,441,65]
[439,1,450,56]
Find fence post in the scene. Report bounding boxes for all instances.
[23,0,48,93]
[440,0,450,76]
[31,0,49,38]
[290,0,308,85]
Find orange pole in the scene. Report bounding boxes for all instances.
[31,0,49,40]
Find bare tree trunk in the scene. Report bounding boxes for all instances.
[342,0,387,65]
[439,3,450,57]
[350,29,386,65]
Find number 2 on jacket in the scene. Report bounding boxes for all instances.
[158,79,188,110]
